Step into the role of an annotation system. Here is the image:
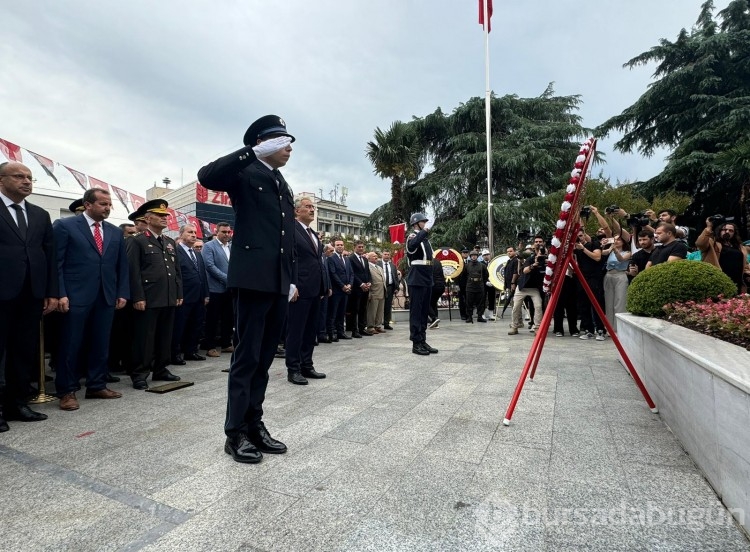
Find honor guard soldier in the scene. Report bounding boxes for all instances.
[198,114,296,464]
[125,200,183,390]
[465,250,489,323]
[405,212,438,356]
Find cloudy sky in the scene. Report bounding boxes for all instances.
[1,0,727,218]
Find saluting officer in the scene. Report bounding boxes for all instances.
[198,114,296,464]
[126,200,183,390]
[405,212,438,356]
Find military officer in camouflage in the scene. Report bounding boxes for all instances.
[126,200,183,390]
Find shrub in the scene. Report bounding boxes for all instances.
[627,260,737,317]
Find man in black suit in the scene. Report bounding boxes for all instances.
[126,200,183,390]
[286,197,327,385]
[317,243,334,344]
[326,238,353,342]
[380,250,397,330]
[0,162,59,430]
[347,240,372,337]
[171,224,209,365]
[198,114,296,464]
[54,188,129,411]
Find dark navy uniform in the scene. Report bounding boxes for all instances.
[126,228,182,384]
[406,228,434,348]
[197,120,297,444]
[464,256,488,322]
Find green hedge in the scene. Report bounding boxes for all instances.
[627,260,737,317]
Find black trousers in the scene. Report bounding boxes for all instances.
[131,306,175,381]
[327,291,348,337]
[428,286,444,321]
[553,276,579,335]
[109,304,134,373]
[317,295,328,338]
[408,284,430,343]
[225,289,287,437]
[485,287,497,312]
[0,279,43,409]
[204,291,233,350]
[458,285,467,318]
[346,290,369,333]
[466,289,485,319]
[286,296,319,374]
[383,286,394,326]
[172,300,206,357]
[577,277,605,333]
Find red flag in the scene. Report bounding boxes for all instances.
[188,216,203,238]
[389,223,406,267]
[130,194,145,211]
[110,185,130,210]
[196,183,209,203]
[175,211,189,228]
[88,176,110,192]
[166,208,179,231]
[478,0,493,32]
[27,150,60,186]
[0,139,23,162]
[64,165,89,191]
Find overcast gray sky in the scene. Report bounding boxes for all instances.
[1,0,727,215]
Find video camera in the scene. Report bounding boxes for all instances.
[708,214,734,227]
[604,205,620,215]
[580,206,592,220]
[625,212,651,228]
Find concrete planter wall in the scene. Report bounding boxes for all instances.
[617,313,750,534]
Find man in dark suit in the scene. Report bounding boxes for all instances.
[0,162,59,430]
[380,250,397,330]
[286,197,327,385]
[198,114,296,464]
[201,222,233,358]
[317,243,334,344]
[171,224,209,365]
[326,238,352,342]
[54,188,129,411]
[348,240,372,337]
[126,200,183,390]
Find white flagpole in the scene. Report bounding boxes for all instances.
[483,0,493,254]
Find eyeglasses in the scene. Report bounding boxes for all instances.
[0,173,34,181]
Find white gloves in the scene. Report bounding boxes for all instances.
[485,281,493,287]
[424,218,434,230]
[252,136,292,158]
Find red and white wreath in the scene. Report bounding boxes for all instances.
[542,138,596,293]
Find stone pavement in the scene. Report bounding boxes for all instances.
[1,316,748,552]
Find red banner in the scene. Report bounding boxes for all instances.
[478,0,493,32]
[389,223,406,267]
[0,139,23,162]
[130,194,145,211]
[166,208,179,231]
[110,185,130,210]
[27,150,60,186]
[88,176,110,192]
[196,183,208,203]
[188,216,203,238]
[64,165,89,191]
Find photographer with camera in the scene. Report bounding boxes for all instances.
[695,216,749,294]
[574,229,606,340]
[593,205,632,246]
[508,240,544,335]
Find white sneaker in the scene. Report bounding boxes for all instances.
[428,318,440,329]
[596,332,606,341]
[555,332,563,337]
[579,332,595,340]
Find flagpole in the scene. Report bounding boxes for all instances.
[483,0,493,254]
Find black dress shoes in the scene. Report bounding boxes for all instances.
[225,433,263,464]
[301,368,326,379]
[465,318,473,323]
[248,422,287,454]
[184,352,206,361]
[422,342,439,354]
[318,335,331,344]
[351,332,362,338]
[477,317,487,323]
[412,343,430,355]
[338,333,352,340]
[331,334,339,342]
[153,370,181,382]
[132,379,149,390]
[4,405,48,422]
[287,372,309,385]
[384,325,394,330]
[0,416,8,432]
[106,373,121,383]
[170,357,187,366]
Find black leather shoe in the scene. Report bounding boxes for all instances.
[360,329,373,336]
[153,371,181,382]
[337,333,352,340]
[477,317,487,323]
[412,343,430,356]
[170,357,187,366]
[301,368,326,379]
[351,332,362,338]
[465,318,473,323]
[132,379,149,390]
[422,342,439,354]
[4,405,48,422]
[185,353,206,361]
[331,335,339,342]
[248,422,287,454]
[318,335,331,344]
[106,373,121,383]
[287,372,308,385]
[225,433,263,464]
[0,416,8,432]
[384,325,393,330]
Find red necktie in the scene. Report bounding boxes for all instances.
[93,222,103,254]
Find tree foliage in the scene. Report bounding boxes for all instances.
[596,0,750,234]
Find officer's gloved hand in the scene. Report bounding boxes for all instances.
[252,136,292,158]
[424,219,434,230]
[485,281,493,287]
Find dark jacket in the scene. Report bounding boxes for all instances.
[406,229,434,287]
[176,245,208,304]
[294,221,325,298]
[126,230,182,307]
[328,252,353,293]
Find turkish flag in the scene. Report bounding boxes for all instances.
[187,216,203,238]
[130,194,145,210]
[478,0,493,32]
[166,208,179,231]
[389,223,406,267]
[0,139,23,162]
[88,176,110,192]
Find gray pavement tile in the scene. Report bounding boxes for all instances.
[423,417,498,464]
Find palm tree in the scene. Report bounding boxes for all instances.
[366,121,421,224]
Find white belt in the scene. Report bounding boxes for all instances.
[410,260,432,265]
